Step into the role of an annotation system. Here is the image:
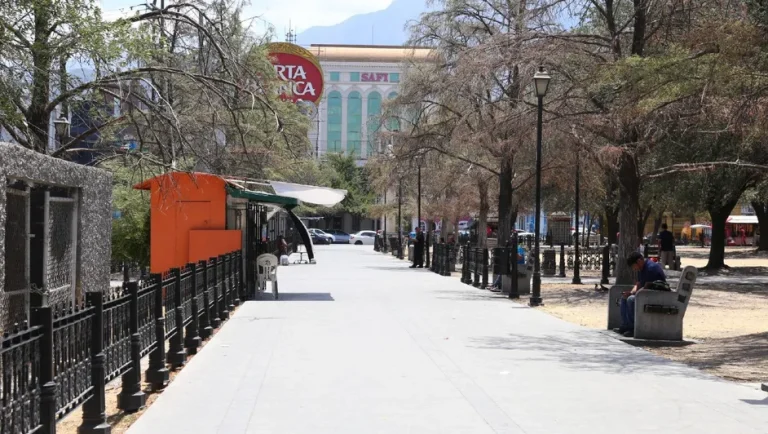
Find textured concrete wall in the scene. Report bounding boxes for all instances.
[0,142,112,301]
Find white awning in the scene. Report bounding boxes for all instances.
[269,181,347,207]
[727,215,758,224]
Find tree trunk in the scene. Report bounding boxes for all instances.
[651,211,664,244]
[616,153,640,284]
[478,179,489,249]
[637,206,652,239]
[705,207,733,270]
[497,157,514,245]
[752,202,768,251]
[604,207,619,244]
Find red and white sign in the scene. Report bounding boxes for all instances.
[267,43,324,105]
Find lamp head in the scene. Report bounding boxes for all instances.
[533,66,551,98]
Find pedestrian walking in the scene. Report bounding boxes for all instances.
[658,223,675,269]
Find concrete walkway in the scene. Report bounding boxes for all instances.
[128,246,768,434]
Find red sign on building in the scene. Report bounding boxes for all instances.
[267,43,324,105]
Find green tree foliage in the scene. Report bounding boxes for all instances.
[106,161,153,266]
[292,154,376,218]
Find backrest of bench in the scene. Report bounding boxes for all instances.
[675,265,697,314]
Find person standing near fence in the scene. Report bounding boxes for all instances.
[410,227,425,268]
[658,223,675,269]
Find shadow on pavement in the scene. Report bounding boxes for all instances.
[364,265,426,272]
[469,329,715,380]
[276,292,335,301]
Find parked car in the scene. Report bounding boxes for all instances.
[308,228,334,244]
[350,231,377,245]
[323,229,351,244]
[310,233,331,245]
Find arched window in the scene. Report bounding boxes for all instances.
[347,91,362,157]
[387,92,400,131]
[326,91,342,153]
[366,91,382,156]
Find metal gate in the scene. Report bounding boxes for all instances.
[44,189,79,312]
[3,185,30,330]
[2,183,79,331]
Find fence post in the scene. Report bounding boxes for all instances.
[232,253,242,306]
[443,245,452,276]
[218,255,229,322]
[239,252,246,302]
[168,268,186,369]
[185,263,202,355]
[460,246,468,283]
[32,304,56,434]
[199,261,212,340]
[482,248,489,288]
[601,244,611,284]
[226,254,236,311]
[509,237,519,299]
[122,263,129,287]
[210,257,222,329]
[559,244,566,278]
[118,281,146,413]
[146,274,169,391]
[79,292,110,433]
[472,248,480,288]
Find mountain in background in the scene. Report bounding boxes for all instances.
[296,0,431,46]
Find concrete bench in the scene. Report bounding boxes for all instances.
[606,266,697,341]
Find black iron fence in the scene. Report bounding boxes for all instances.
[0,250,243,434]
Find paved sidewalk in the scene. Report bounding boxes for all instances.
[128,246,768,434]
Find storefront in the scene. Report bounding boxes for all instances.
[726,215,759,246]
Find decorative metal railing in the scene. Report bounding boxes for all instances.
[0,251,244,434]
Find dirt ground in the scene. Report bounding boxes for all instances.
[534,246,768,383]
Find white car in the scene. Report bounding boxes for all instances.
[350,231,377,245]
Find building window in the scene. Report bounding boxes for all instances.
[329,72,340,82]
[366,91,382,155]
[349,72,360,82]
[387,92,400,131]
[389,73,400,83]
[327,91,342,153]
[347,91,362,157]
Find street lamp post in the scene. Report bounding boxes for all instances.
[53,116,70,149]
[572,149,582,285]
[383,190,387,253]
[530,66,551,307]
[397,178,404,259]
[416,154,423,265]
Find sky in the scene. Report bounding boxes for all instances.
[101,0,394,37]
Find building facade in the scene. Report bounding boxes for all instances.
[306,44,433,163]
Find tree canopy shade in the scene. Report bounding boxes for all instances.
[0,0,311,178]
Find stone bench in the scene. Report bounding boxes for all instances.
[607,266,698,341]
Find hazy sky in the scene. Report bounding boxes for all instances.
[101,0,393,37]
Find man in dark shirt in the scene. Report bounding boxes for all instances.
[410,227,425,268]
[616,252,667,337]
[657,223,675,269]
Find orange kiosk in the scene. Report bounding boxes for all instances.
[135,173,314,294]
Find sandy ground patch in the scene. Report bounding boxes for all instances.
[527,246,768,383]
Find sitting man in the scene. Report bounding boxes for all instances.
[616,252,667,337]
[490,245,526,290]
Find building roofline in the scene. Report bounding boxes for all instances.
[309,44,433,50]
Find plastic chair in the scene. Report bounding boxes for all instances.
[256,254,279,299]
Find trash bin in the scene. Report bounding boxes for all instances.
[408,244,414,261]
[542,249,556,276]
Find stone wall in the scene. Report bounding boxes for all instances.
[0,142,112,322]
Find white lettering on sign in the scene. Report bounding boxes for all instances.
[274,64,316,97]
